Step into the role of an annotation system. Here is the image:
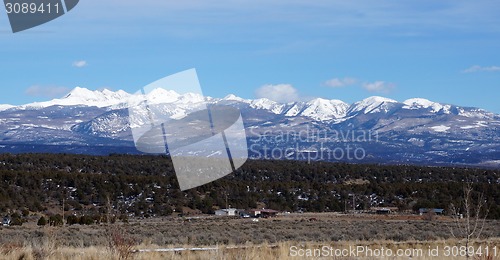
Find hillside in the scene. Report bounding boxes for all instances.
[1,154,499,219]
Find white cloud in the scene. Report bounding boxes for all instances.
[324,77,358,88]
[462,65,500,73]
[255,84,301,103]
[362,81,395,93]
[25,85,71,98]
[72,60,88,68]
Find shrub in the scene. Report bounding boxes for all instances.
[107,226,137,260]
[423,210,435,221]
[66,215,79,225]
[119,214,129,223]
[10,216,23,226]
[49,214,63,226]
[8,213,23,226]
[79,215,94,225]
[37,216,47,226]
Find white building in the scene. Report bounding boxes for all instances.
[215,208,237,216]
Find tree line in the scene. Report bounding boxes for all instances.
[0,153,499,220]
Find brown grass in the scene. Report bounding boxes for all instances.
[1,213,499,259]
[1,239,500,260]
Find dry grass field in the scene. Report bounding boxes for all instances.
[1,213,499,259]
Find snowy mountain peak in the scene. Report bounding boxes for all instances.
[177,93,205,103]
[299,98,349,120]
[403,98,434,108]
[251,98,276,107]
[250,98,285,114]
[101,89,114,95]
[61,87,132,106]
[223,94,250,103]
[0,104,14,112]
[144,88,181,104]
[3,87,496,124]
[403,98,444,112]
[348,96,399,114]
[306,97,329,104]
[63,87,131,102]
[362,96,398,104]
[223,94,238,100]
[64,86,95,99]
[19,87,133,109]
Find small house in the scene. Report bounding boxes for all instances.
[376,208,391,214]
[249,208,279,218]
[370,207,398,215]
[249,209,261,217]
[261,209,279,218]
[419,208,444,215]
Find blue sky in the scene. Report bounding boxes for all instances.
[0,0,499,113]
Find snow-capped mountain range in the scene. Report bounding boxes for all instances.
[0,87,499,167]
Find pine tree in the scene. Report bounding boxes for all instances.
[37,216,47,226]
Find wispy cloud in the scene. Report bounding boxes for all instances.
[324,77,396,94]
[362,81,395,93]
[255,84,301,103]
[25,85,71,98]
[324,77,358,88]
[72,60,88,68]
[462,65,500,73]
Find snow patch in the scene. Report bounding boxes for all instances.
[460,121,488,129]
[403,98,443,112]
[431,125,450,132]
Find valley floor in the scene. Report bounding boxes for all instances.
[1,213,499,259]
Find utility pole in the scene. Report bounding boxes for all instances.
[225,191,228,209]
[62,197,65,227]
[352,195,355,212]
[106,195,112,224]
